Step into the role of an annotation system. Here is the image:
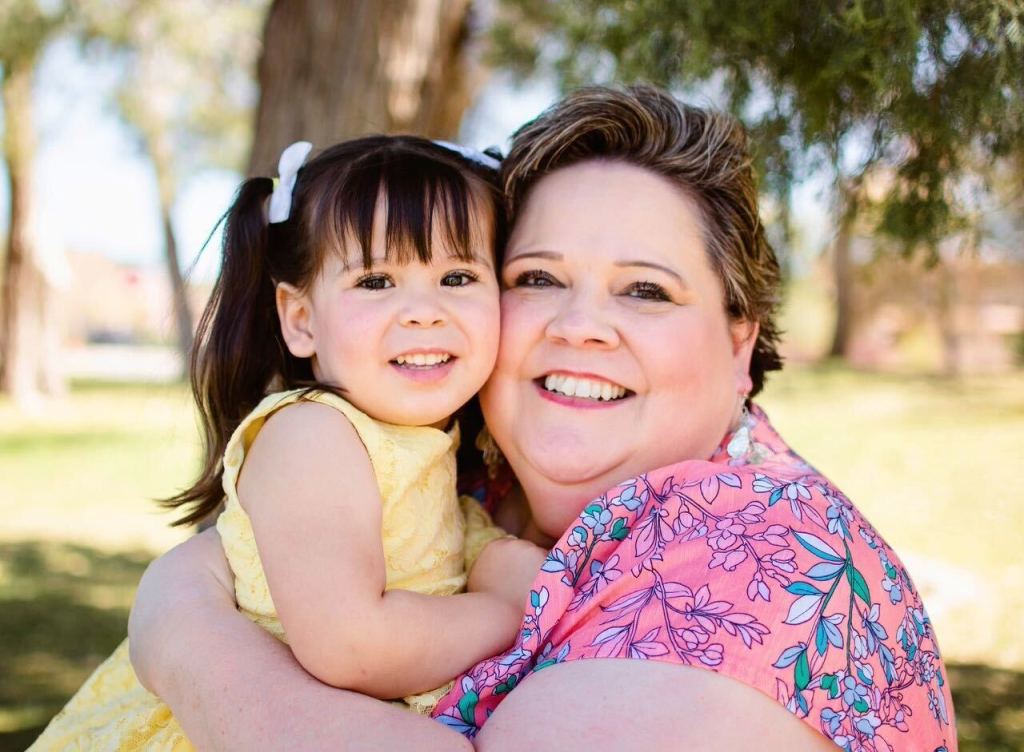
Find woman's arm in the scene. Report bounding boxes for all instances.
[239,403,519,697]
[128,530,472,752]
[475,659,837,751]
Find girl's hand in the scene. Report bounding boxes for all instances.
[468,537,547,614]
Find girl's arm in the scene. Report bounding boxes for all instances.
[128,530,471,751]
[239,402,520,698]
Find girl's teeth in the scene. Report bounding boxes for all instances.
[542,374,626,401]
[395,353,451,366]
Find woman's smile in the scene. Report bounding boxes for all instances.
[535,371,632,407]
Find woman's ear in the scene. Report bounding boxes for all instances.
[276,282,316,358]
[729,319,759,396]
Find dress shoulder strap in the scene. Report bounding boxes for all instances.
[220,389,384,499]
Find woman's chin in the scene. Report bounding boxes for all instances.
[520,430,629,488]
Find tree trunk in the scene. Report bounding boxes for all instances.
[143,128,194,377]
[1,59,52,403]
[248,0,476,176]
[827,186,856,359]
[160,199,194,374]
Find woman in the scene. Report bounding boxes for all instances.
[129,86,957,751]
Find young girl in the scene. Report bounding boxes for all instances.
[31,136,541,750]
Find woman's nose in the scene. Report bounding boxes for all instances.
[544,289,620,348]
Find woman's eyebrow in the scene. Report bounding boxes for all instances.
[614,260,687,286]
[504,250,563,263]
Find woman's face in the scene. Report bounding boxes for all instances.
[480,160,757,537]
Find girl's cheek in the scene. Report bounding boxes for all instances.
[340,308,379,329]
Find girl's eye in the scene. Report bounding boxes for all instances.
[356,273,394,290]
[625,281,670,301]
[512,269,559,288]
[441,270,479,287]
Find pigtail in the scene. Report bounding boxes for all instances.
[163,177,287,526]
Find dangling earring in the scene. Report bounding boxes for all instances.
[726,400,754,463]
[476,426,505,479]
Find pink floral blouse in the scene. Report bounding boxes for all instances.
[433,405,958,751]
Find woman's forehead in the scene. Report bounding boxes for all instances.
[506,161,708,269]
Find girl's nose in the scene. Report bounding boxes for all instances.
[399,293,447,328]
[544,288,620,348]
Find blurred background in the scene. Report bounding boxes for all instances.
[1,1,1022,749]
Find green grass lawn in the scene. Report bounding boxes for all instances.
[2,369,1022,750]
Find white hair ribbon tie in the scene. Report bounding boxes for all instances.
[433,140,501,170]
[268,141,314,224]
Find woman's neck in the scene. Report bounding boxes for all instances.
[502,470,620,548]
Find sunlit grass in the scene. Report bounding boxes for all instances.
[0,380,197,552]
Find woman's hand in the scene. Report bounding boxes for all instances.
[128,528,232,695]
[128,529,471,751]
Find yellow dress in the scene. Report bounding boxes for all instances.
[30,389,507,751]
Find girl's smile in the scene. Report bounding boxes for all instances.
[390,352,458,383]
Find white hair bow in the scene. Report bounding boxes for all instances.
[433,140,501,170]
[268,141,314,224]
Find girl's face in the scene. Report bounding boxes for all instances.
[481,161,756,537]
[278,201,500,428]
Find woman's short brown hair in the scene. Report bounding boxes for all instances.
[502,85,783,396]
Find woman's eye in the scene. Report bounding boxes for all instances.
[625,281,670,301]
[356,274,394,290]
[512,269,559,288]
[441,270,479,287]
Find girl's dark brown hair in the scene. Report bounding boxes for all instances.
[165,135,504,526]
[502,85,783,397]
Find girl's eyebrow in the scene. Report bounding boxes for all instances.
[462,251,496,268]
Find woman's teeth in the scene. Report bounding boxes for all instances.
[543,374,626,401]
[394,353,451,367]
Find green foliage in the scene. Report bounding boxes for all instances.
[492,0,1024,256]
[80,0,267,186]
[0,0,69,68]
[1,0,265,205]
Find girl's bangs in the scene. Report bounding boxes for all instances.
[311,151,488,269]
